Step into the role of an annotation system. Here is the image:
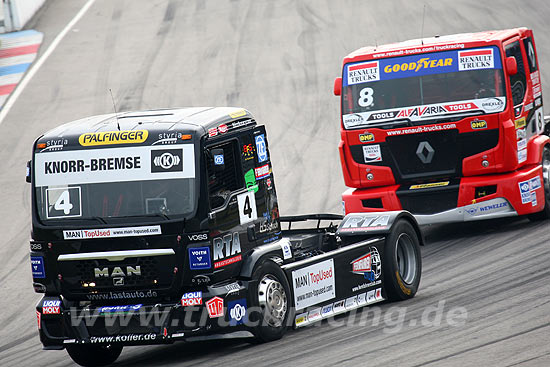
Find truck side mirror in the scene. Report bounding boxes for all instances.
[211,148,225,172]
[333,77,342,96]
[26,160,31,183]
[506,56,518,75]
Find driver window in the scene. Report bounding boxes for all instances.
[206,140,243,209]
[505,41,527,106]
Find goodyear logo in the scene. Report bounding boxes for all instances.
[383,57,453,74]
[359,132,374,143]
[514,117,526,130]
[409,181,449,190]
[79,130,148,146]
[470,120,487,130]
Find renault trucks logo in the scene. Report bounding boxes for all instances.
[458,48,494,71]
[151,149,183,172]
[347,61,380,85]
[416,141,434,164]
[94,266,141,278]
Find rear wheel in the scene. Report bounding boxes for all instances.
[528,146,550,221]
[383,219,422,301]
[249,260,291,342]
[66,344,123,367]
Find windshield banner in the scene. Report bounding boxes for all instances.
[345,47,502,86]
[34,145,195,187]
[342,96,506,128]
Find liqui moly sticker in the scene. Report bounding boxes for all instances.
[458,48,494,71]
[181,291,202,306]
[362,144,382,163]
[347,61,380,85]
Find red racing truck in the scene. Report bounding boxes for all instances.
[334,28,550,224]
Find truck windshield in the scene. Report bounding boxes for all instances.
[342,46,506,129]
[33,145,197,223]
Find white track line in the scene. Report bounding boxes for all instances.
[0,0,97,126]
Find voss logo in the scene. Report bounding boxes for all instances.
[188,233,208,242]
[151,149,183,172]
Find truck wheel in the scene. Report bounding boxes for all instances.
[249,260,291,342]
[66,344,123,367]
[383,219,422,301]
[528,145,550,221]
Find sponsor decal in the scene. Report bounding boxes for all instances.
[90,333,157,344]
[308,308,322,322]
[535,97,542,107]
[345,296,358,310]
[357,293,367,306]
[481,97,504,111]
[188,233,208,242]
[188,247,211,270]
[339,214,390,232]
[35,145,195,187]
[343,113,364,127]
[255,134,268,163]
[245,168,259,193]
[36,310,41,329]
[517,139,527,151]
[518,176,541,205]
[470,119,487,130]
[375,288,383,300]
[254,164,270,180]
[366,290,376,304]
[225,282,240,293]
[359,132,375,143]
[31,256,45,278]
[228,299,247,326]
[295,312,308,327]
[380,54,453,79]
[212,233,241,266]
[208,128,218,137]
[279,238,292,260]
[362,144,382,163]
[214,154,224,165]
[516,128,527,140]
[409,181,449,190]
[218,124,228,134]
[531,192,537,206]
[518,149,527,163]
[366,110,399,121]
[242,144,255,160]
[63,225,161,240]
[43,300,61,314]
[465,199,509,216]
[321,303,334,317]
[229,109,247,118]
[79,130,148,146]
[40,138,69,152]
[386,123,456,136]
[333,300,346,314]
[514,117,526,129]
[458,48,494,71]
[205,297,224,318]
[351,247,382,282]
[396,105,449,119]
[347,61,380,85]
[99,304,142,314]
[181,291,202,307]
[86,290,158,301]
[266,177,272,190]
[524,102,533,112]
[153,132,189,145]
[292,259,336,309]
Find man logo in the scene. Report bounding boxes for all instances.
[151,149,183,173]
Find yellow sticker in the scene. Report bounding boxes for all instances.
[470,120,487,130]
[229,110,247,118]
[409,181,450,190]
[514,117,526,129]
[359,132,375,142]
[79,130,148,146]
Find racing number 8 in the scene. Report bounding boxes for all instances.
[358,87,374,107]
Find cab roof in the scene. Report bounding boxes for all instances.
[345,27,530,63]
[38,107,255,143]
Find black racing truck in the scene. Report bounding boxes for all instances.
[27,107,422,366]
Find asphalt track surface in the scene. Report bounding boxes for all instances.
[0,1,549,366]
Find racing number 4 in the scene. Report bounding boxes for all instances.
[54,190,73,214]
[358,87,374,107]
[243,195,252,218]
[237,191,257,224]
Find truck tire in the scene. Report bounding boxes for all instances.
[66,344,123,367]
[528,145,550,221]
[383,219,422,301]
[249,260,291,342]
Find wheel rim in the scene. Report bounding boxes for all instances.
[542,149,550,201]
[395,233,417,285]
[258,275,287,327]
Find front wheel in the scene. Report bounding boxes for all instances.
[249,260,291,342]
[528,145,550,221]
[382,219,422,301]
[66,344,123,367]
